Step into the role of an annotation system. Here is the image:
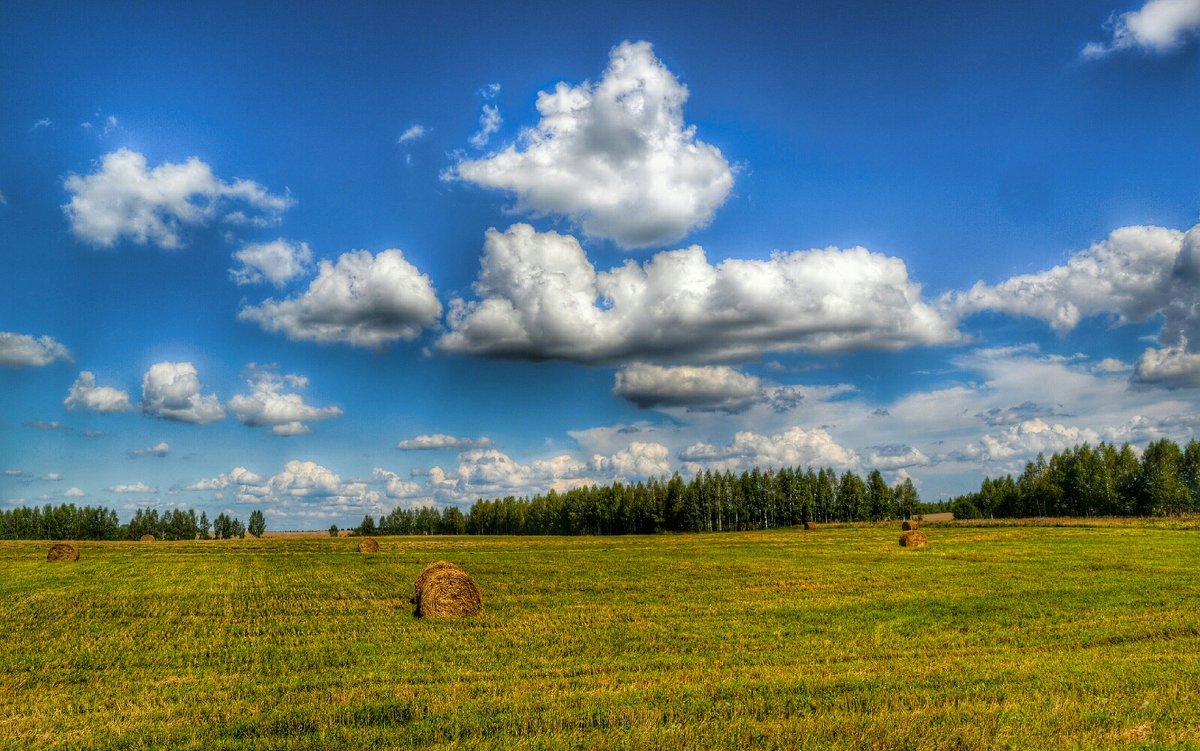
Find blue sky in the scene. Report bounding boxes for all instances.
[3,0,1200,528]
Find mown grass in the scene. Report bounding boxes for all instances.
[1,523,1198,750]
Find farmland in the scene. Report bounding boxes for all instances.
[2,522,1199,750]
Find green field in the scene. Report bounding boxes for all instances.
[2,522,1199,750]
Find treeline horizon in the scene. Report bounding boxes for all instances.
[0,504,266,541]
[359,466,934,537]
[949,437,1200,519]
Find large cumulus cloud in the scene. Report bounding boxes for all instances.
[437,224,958,364]
[446,41,733,249]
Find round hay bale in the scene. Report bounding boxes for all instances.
[358,536,380,553]
[803,521,815,530]
[412,560,463,603]
[901,519,919,531]
[899,530,928,548]
[416,567,482,618]
[47,543,79,562]
[139,534,156,542]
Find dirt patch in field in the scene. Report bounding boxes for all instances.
[47,543,79,562]
[922,512,954,522]
[414,565,482,618]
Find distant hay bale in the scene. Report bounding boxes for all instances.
[412,560,462,603]
[415,566,482,618]
[901,520,919,531]
[358,537,380,553]
[139,534,155,542]
[803,521,816,530]
[47,543,79,562]
[899,530,928,548]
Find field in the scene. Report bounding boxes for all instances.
[2,522,1199,750]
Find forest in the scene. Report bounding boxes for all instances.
[948,437,1200,519]
[0,505,262,541]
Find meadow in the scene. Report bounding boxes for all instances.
[1,522,1198,750]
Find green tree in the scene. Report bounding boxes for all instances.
[328,524,339,537]
[248,509,266,538]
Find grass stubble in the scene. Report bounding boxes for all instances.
[1,522,1198,750]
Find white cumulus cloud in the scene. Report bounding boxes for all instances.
[64,371,132,412]
[679,427,860,473]
[447,41,734,248]
[63,148,293,249]
[239,248,442,348]
[468,104,502,149]
[230,239,313,287]
[611,363,826,413]
[1084,0,1200,58]
[228,364,343,435]
[439,224,958,364]
[107,482,157,494]
[64,487,86,498]
[398,124,428,143]
[0,332,71,367]
[141,362,225,424]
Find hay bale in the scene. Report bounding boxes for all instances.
[901,519,919,531]
[139,534,155,542]
[803,521,816,530]
[899,530,928,548]
[47,543,79,562]
[412,560,462,603]
[415,566,482,618]
[358,536,380,553]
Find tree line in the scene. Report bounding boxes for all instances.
[358,466,933,536]
[948,438,1200,519]
[0,504,266,541]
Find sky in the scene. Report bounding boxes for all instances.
[2,0,1200,528]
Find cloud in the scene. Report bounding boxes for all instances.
[128,441,170,459]
[468,105,502,149]
[679,427,860,473]
[31,118,52,131]
[24,420,63,431]
[864,445,932,470]
[949,224,1200,389]
[438,224,958,364]
[107,482,157,494]
[1084,0,1200,58]
[229,239,314,287]
[64,487,85,498]
[446,41,734,248]
[398,124,428,143]
[588,441,671,479]
[397,434,493,450]
[955,418,1102,463]
[141,362,225,424]
[41,472,63,481]
[64,371,133,413]
[185,466,265,492]
[0,332,72,367]
[239,248,442,348]
[611,363,834,413]
[62,148,293,249]
[228,364,343,435]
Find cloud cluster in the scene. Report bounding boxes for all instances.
[447,41,733,248]
[679,427,860,473]
[107,481,157,494]
[63,148,293,248]
[948,224,1200,389]
[439,224,958,364]
[0,332,71,367]
[397,434,493,450]
[239,248,442,348]
[141,362,225,424]
[64,371,132,413]
[228,365,343,436]
[1084,0,1200,58]
[230,239,313,287]
[611,363,829,412]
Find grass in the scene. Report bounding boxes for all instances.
[1,522,1199,750]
